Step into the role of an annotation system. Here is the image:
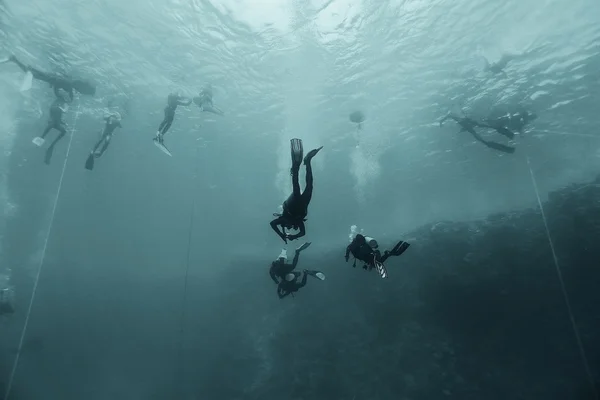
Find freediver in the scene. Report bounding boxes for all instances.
[1,54,96,98]
[270,243,325,299]
[192,85,224,116]
[345,234,410,279]
[85,111,122,170]
[270,139,323,243]
[31,89,71,163]
[439,113,516,154]
[154,92,192,146]
[0,289,14,316]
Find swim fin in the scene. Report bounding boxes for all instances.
[296,242,311,252]
[20,71,33,92]
[374,261,388,279]
[153,138,172,156]
[290,138,303,167]
[485,141,515,154]
[85,153,95,170]
[391,241,410,256]
[305,270,325,281]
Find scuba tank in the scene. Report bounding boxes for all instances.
[364,236,379,249]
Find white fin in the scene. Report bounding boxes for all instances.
[20,71,33,92]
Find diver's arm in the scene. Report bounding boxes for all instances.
[440,113,458,127]
[345,245,351,261]
[277,287,290,299]
[270,218,287,243]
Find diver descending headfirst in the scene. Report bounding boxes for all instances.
[85,112,122,170]
[345,234,410,279]
[439,112,516,154]
[1,54,96,97]
[270,138,323,243]
[154,92,192,156]
[269,242,325,299]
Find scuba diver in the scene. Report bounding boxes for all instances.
[154,92,192,152]
[270,138,323,243]
[345,234,410,279]
[85,112,122,170]
[270,242,325,299]
[1,54,96,97]
[0,289,14,316]
[439,113,516,154]
[192,85,224,116]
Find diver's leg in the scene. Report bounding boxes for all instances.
[95,135,111,157]
[41,124,53,139]
[92,136,104,153]
[50,125,67,147]
[297,271,308,288]
[160,116,174,135]
[291,165,301,198]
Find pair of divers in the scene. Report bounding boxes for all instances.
[153,86,224,156]
[439,112,517,154]
[269,242,325,298]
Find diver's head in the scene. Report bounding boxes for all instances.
[355,234,366,243]
[112,112,122,121]
[284,273,296,282]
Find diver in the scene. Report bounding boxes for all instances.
[154,92,192,145]
[270,138,323,243]
[270,243,325,299]
[192,85,224,116]
[0,289,14,316]
[439,112,516,154]
[32,89,70,153]
[2,54,96,98]
[85,112,122,170]
[270,242,312,283]
[92,112,122,158]
[345,234,410,279]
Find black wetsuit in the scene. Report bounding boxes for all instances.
[270,147,322,243]
[440,113,515,153]
[277,271,308,299]
[8,55,96,98]
[157,93,192,138]
[91,115,121,158]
